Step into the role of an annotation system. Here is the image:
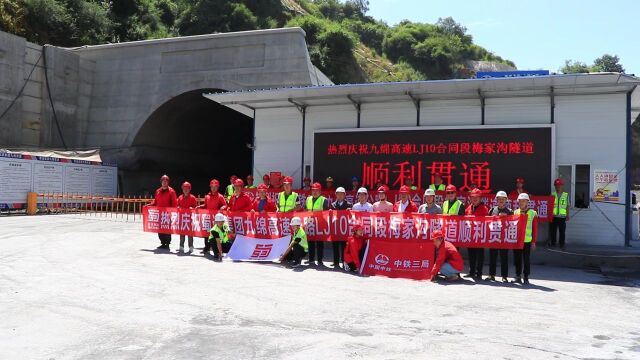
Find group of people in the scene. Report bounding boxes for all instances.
[146,172,571,285]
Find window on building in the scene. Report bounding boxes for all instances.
[574,164,590,208]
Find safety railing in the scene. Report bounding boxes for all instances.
[31,193,155,222]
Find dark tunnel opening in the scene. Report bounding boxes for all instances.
[123,89,253,196]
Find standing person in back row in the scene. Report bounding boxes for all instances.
[418,188,442,214]
[176,181,197,254]
[146,174,177,250]
[245,175,256,189]
[513,193,537,284]
[199,179,227,254]
[305,182,330,267]
[465,188,488,280]
[429,173,446,192]
[442,185,465,216]
[352,187,373,212]
[331,187,352,269]
[549,178,569,250]
[486,191,513,282]
[225,175,237,201]
[394,185,418,213]
[373,185,393,212]
[228,178,253,211]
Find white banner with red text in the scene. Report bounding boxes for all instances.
[143,208,528,249]
[226,234,291,262]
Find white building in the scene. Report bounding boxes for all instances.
[205,73,640,247]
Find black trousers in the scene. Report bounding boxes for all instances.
[211,240,234,257]
[513,242,532,277]
[467,248,484,276]
[332,241,345,265]
[489,249,509,277]
[549,217,567,246]
[346,246,367,272]
[158,233,171,246]
[284,243,307,263]
[202,237,210,251]
[308,240,324,263]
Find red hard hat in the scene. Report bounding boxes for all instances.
[283,176,293,184]
[430,229,444,241]
[230,175,238,181]
[311,182,322,190]
[234,179,244,187]
[262,174,270,180]
[434,173,442,178]
[516,177,525,184]
[470,188,482,197]
[160,174,170,182]
[554,178,564,186]
[377,186,387,193]
[399,185,410,194]
[257,183,268,190]
[247,175,254,181]
[210,179,219,187]
[445,184,457,192]
[182,181,191,189]
[303,177,311,182]
[352,223,363,232]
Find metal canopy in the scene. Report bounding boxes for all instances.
[204,73,640,120]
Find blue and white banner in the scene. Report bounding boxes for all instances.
[226,234,291,262]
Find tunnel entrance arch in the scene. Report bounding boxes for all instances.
[127,89,253,195]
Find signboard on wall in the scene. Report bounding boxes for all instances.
[0,153,118,209]
[592,169,620,202]
[313,126,552,195]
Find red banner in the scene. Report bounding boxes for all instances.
[143,207,527,249]
[360,240,435,280]
[242,189,554,222]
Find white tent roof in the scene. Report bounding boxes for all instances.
[204,73,640,121]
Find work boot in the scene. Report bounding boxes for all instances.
[523,277,530,285]
[484,276,495,281]
[464,272,475,278]
[512,276,522,284]
[177,246,184,253]
[502,277,509,283]
[157,244,165,249]
[189,246,194,253]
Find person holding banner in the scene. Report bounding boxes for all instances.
[208,213,234,260]
[344,224,368,272]
[246,175,256,189]
[200,179,227,254]
[279,217,308,268]
[228,179,253,211]
[225,175,237,201]
[429,173,446,192]
[277,176,301,213]
[252,184,277,212]
[465,188,489,280]
[331,187,352,268]
[177,182,197,254]
[486,191,513,282]
[442,185,465,216]
[305,182,330,266]
[549,178,569,250]
[513,193,537,284]
[146,174,177,250]
[352,187,374,212]
[373,185,393,212]
[418,188,442,214]
[430,230,463,282]
[394,185,418,213]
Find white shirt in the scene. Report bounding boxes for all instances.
[399,200,409,212]
[352,202,373,212]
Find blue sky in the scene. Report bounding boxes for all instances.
[367,0,639,75]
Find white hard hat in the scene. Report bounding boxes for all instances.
[214,213,226,222]
[335,187,346,193]
[290,217,302,226]
[357,187,368,194]
[424,188,436,196]
[517,193,530,201]
[495,191,508,199]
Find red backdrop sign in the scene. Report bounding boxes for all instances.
[143,207,528,249]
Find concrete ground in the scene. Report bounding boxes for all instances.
[1,215,639,360]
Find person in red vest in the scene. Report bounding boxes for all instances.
[228,178,253,211]
[252,184,277,212]
[199,179,227,254]
[344,224,368,272]
[176,181,197,254]
[430,230,463,281]
[465,188,489,280]
[393,185,418,213]
[509,177,527,197]
[146,174,177,250]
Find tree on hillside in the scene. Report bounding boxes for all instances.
[560,54,625,74]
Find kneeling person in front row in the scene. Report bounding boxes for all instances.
[430,230,464,281]
[208,213,234,261]
[344,224,368,272]
[279,217,308,268]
